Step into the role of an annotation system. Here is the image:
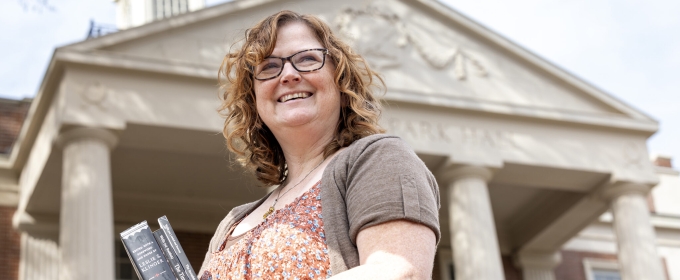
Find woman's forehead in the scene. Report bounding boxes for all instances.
[269,22,323,56]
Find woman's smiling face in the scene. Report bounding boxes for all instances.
[253,21,341,135]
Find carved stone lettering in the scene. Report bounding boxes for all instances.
[384,117,516,150]
[460,126,516,149]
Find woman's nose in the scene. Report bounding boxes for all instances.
[280,62,301,84]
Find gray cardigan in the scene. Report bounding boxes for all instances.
[199,134,440,276]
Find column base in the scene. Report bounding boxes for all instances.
[514,251,561,280]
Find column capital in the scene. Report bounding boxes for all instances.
[608,183,665,279]
[600,181,652,201]
[513,251,562,270]
[56,127,119,150]
[12,211,59,238]
[437,164,495,184]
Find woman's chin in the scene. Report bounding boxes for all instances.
[274,113,317,129]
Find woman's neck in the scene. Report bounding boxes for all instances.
[275,127,334,182]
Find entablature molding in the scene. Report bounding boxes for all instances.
[56,66,222,132]
[384,103,658,185]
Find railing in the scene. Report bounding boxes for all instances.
[87,20,118,39]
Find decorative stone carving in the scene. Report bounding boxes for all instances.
[622,141,645,169]
[78,81,111,109]
[335,1,487,80]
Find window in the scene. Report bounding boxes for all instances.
[591,269,622,280]
[116,241,139,280]
[154,0,189,20]
[583,258,621,280]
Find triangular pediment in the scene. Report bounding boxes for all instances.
[61,0,657,129]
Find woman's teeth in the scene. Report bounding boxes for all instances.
[279,92,310,102]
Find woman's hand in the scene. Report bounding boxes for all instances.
[330,219,437,280]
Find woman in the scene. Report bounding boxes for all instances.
[199,10,440,280]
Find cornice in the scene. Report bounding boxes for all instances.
[386,90,659,135]
[55,49,216,80]
[4,49,64,172]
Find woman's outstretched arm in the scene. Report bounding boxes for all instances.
[330,219,437,280]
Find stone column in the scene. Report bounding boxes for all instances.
[514,252,561,280]
[19,233,60,280]
[56,127,118,280]
[13,211,61,280]
[442,165,505,280]
[603,182,665,280]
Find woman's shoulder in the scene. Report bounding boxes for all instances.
[339,134,415,161]
[346,133,410,153]
[327,134,422,174]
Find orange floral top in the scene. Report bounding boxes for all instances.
[200,182,331,280]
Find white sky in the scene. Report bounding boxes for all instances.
[1,0,678,165]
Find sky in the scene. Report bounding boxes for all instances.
[1,0,678,165]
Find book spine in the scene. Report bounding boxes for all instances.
[154,229,188,280]
[157,216,198,280]
[120,230,143,279]
[120,221,178,280]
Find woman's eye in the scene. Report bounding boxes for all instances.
[260,62,280,71]
[300,55,320,62]
[294,55,321,67]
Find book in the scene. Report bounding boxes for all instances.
[120,221,177,280]
[153,229,188,280]
[120,217,197,280]
[158,216,198,280]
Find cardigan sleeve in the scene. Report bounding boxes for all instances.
[341,136,441,244]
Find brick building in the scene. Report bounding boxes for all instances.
[1,97,31,280]
[1,0,678,279]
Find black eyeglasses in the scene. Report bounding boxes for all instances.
[253,48,329,81]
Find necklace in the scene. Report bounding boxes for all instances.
[263,158,325,219]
